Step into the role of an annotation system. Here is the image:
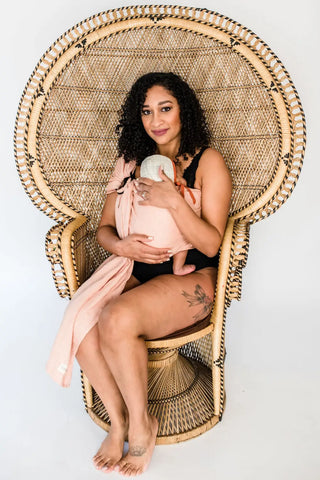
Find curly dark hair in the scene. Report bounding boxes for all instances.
[116,72,211,164]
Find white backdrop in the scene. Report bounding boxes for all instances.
[1,1,319,479]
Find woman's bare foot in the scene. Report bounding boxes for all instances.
[93,421,128,472]
[116,414,158,476]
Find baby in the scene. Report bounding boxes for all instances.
[131,154,196,276]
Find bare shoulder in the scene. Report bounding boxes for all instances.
[197,148,232,237]
[198,147,232,188]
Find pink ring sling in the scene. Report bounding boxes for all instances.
[46,157,201,387]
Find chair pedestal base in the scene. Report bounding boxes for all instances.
[84,347,219,444]
[147,348,218,443]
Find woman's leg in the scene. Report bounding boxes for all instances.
[98,267,217,476]
[75,275,141,471]
[76,326,128,470]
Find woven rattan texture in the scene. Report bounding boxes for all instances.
[91,354,214,437]
[179,331,213,368]
[37,27,279,276]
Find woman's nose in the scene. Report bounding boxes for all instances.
[150,111,162,127]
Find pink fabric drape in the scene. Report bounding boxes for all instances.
[46,158,201,387]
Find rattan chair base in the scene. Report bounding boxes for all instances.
[87,407,220,445]
[83,355,220,444]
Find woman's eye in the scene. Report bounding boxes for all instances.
[162,106,172,112]
[141,110,151,116]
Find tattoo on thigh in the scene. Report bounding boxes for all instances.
[181,284,213,321]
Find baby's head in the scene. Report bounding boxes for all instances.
[140,155,174,182]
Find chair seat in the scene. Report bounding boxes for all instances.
[146,315,212,349]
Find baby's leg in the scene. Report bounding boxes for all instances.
[173,250,196,276]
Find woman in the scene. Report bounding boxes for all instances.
[74,72,231,476]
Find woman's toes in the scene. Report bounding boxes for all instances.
[93,453,104,464]
[123,465,133,477]
[106,459,119,472]
[101,458,112,470]
[129,466,138,476]
[95,462,104,470]
[101,461,112,472]
[126,464,134,475]
[117,461,127,473]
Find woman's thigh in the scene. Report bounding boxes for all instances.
[107,267,217,340]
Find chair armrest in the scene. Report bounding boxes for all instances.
[46,215,87,298]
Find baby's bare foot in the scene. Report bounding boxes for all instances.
[116,415,158,476]
[93,422,128,472]
[174,264,196,276]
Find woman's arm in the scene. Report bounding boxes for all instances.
[96,191,172,263]
[136,148,232,257]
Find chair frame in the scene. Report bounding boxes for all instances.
[14,5,305,444]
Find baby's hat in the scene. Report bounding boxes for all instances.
[140,154,174,182]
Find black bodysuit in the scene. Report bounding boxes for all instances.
[132,148,219,283]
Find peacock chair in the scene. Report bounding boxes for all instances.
[14,5,306,444]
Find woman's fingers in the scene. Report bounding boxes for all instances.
[120,233,172,263]
[141,245,172,258]
[131,233,154,242]
[136,171,178,208]
[158,167,170,181]
[136,177,154,189]
[139,243,172,263]
[135,179,152,200]
[142,254,172,264]
[132,234,167,248]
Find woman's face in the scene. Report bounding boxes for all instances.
[141,85,182,151]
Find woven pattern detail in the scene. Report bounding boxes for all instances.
[71,221,88,287]
[91,390,111,425]
[80,370,89,413]
[179,331,213,368]
[150,359,214,437]
[90,354,214,437]
[216,303,228,419]
[226,221,250,303]
[45,224,70,297]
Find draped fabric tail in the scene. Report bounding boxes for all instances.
[46,255,133,387]
[46,164,136,387]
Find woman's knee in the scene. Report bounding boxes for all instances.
[76,325,100,360]
[98,300,137,346]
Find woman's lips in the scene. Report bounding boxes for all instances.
[152,129,168,136]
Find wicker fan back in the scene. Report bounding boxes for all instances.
[15,5,305,295]
[38,28,278,276]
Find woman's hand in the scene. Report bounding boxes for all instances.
[116,233,171,263]
[135,168,180,209]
